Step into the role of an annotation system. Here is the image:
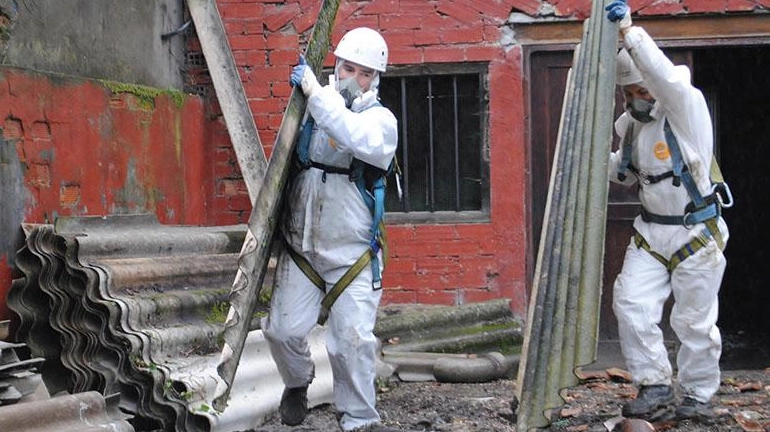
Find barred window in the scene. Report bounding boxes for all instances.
[379,64,490,223]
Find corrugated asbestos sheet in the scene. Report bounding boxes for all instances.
[0,340,44,405]
[0,391,135,432]
[515,1,618,430]
[6,214,334,432]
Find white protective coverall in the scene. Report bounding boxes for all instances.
[262,70,398,430]
[608,27,729,403]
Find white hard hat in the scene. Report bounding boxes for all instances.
[333,27,388,72]
[616,48,643,86]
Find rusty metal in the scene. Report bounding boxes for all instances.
[515,0,617,429]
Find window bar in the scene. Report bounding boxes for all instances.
[427,77,435,211]
[453,76,461,211]
[400,77,411,212]
[479,73,486,210]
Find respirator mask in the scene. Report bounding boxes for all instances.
[627,98,656,123]
[336,76,364,108]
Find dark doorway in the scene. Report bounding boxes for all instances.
[693,45,770,368]
[527,43,770,370]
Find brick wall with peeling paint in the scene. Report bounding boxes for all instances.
[0,68,217,321]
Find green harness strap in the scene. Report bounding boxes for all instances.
[634,230,718,273]
[286,245,325,291]
[286,220,388,325]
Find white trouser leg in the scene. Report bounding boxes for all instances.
[670,240,725,402]
[263,252,324,388]
[326,269,382,431]
[613,238,674,386]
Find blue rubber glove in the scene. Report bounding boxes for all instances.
[605,0,631,28]
[290,55,308,87]
[290,55,321,96]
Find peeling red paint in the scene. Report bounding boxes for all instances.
[0,67,217,311]
[536,0,761,16]
[638,0,687,16]
[551,0,593,19]
[0,255,13,323]
[511,0,543,16]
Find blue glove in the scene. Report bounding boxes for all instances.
[605,0,630,22]
[290,55,308,87]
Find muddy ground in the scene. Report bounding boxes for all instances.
[251,367,770,432]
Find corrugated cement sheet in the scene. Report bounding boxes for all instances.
[7,213,526,431]
[0,391,135,432]
[6,214,333,432]
[514,1,619,429]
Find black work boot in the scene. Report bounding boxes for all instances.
[622,384,675,418]
[675,396,714,422]
[279,385,308,426]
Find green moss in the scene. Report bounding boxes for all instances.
[205,301,230,324]
[194,403,213,414]
[216,333,225,349]
[0,26,10,43]
[99,80,187,109]
[424,322,523,356]
[457,322,519,335]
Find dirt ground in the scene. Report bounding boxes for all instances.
[251,367,770,432]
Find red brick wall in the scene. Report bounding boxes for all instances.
[0,69,213,224]
[209,0,766,316]
[0,68,216,321]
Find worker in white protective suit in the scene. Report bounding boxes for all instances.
[261,27,404,432]
[606,0,730,423]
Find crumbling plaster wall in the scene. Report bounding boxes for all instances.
[0,0,187,89]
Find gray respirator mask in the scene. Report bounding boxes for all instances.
[626,98,656,123]
[337,76,364,108]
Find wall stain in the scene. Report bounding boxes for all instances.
[100,80,186,111]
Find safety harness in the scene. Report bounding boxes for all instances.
[288,110,397,325]
[617,119,733,272]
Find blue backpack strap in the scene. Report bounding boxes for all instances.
[664,119,703,206]
[353,100,388,286]
[349,158,390,287]
[369,175,387,286]
[296,115,315,168]
[662,119,724,249]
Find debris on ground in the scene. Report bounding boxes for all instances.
[252,368,769,431]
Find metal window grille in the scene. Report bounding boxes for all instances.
[379,71,488,215]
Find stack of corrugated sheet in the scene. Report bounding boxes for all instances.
[5,214,332,432]
[6,213,522,431]
[514,1,617,430]
[0,340,44,405]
